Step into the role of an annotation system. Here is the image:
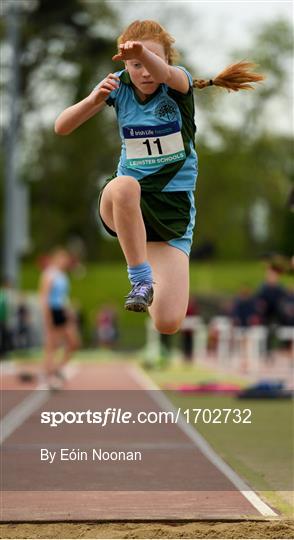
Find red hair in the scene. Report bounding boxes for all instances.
[117,19,179,65]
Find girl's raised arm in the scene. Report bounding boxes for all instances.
[112,42,189,94]
[55,73,120,136]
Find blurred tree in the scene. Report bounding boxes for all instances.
[234,18,292,139]
[193,18,293,259]
[194,18,293,144]
[194,133,292,259]
[0,0,121,258]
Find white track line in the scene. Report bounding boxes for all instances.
[128,364,277,518]
[0,389,50,444]
[0,365,79,445]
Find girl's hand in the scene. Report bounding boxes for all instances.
[112,41,144,62]
[89,73,120,105]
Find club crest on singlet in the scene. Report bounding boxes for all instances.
[123,121,186,169]
[154,98,178,121]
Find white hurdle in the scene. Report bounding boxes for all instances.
[145,314,294,373]
[208,316,232,368]
[231,325,268,374]
[144,315,206,363]
[178,315,207,358]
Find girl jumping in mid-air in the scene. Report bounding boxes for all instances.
[55,20,264,335]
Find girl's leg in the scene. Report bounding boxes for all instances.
[100,176,153,313]
[58,322,80,370]
[100,176,147,266]
[42,328,58,376]
[147,242,190,334]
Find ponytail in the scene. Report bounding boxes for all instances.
[193,60,265,92]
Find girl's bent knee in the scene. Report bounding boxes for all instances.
[154,318,183,335]
[115,176,140,189]
[112,176,140,204]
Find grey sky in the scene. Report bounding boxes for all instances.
[110,0,292,70]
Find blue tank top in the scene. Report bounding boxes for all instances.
[47,268,69,309]
[94,66,198,192]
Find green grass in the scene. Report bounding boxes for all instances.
[146,361,294,516]
[20,260,293,348]
[143,360,249,386]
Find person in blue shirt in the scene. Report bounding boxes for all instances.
[39,248,80,387]
[55,19,264,335]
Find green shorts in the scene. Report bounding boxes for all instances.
[97,175,196,257]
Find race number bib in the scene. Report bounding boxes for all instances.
[123,121,185,168]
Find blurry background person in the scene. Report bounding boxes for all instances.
[69,299,85,347]
[39,248,80,387]
[231,285,260,371]
[231,285,259,329]
[279,287,294,327]
[277,286,294,363]
[94,304,119,349]
[255,264,288,360]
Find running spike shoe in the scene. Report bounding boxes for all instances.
[124,281,154,312]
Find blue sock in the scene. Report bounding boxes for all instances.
[127,261,153,285]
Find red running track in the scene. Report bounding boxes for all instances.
[0,361,277,521]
